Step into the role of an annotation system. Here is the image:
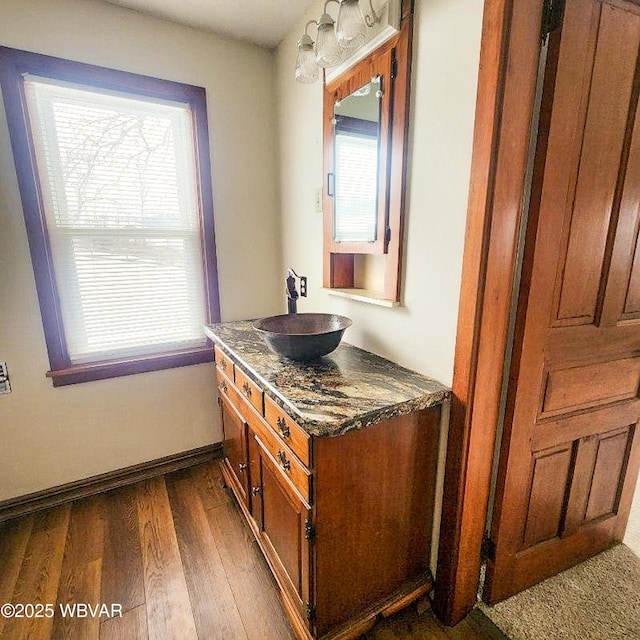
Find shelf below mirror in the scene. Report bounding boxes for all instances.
[324,287,400,307]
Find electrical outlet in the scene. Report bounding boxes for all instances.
[0,361,11,394]
[315,188,323,213]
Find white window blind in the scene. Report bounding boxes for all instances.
[334,131,379,242]
[24,76,208,364]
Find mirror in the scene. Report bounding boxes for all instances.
[333,76,382,243]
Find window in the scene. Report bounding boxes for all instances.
[0,47,220,386]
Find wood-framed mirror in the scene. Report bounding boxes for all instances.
[331,68,389,254]
[322,2,412,304]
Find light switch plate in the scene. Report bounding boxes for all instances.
[315,188,323,214]
[0,361,11,394]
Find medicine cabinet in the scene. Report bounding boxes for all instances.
[322,2,412,305]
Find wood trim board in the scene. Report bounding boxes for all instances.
[0,443,222,524]
[433,0,546,626]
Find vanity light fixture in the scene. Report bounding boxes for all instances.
[295,0,382,83]
[316,10,342,68]
[336,0,368,49]
[295,24,320,84]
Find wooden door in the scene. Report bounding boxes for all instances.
[485,0,640,603]
[219,395,249,503]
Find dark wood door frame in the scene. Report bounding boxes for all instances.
[432,0,548,626]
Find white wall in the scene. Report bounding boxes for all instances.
[276,0,483,384]
[625,473,640,556]
[0,0,282,500]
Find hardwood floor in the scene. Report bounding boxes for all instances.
[0,460,506,639]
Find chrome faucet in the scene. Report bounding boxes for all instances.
[286,268,307,314]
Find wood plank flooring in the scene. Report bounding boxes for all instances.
[0,460,506,640]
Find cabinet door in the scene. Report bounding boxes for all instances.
[220,395,249,502]
[254,435,312,613]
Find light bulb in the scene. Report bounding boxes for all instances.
[336,0,367,50]
[316,14,342,68]
[295,35,319,84]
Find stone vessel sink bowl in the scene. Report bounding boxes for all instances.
[253,313,352,361]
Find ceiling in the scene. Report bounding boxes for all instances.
[101,0,318,48]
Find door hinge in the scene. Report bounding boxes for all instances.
[306,602,316,623]
[385,226,391,244]
[541,0,565,44]
[481,532,496,562]
[304,518,316,543]
[391,57,398,81]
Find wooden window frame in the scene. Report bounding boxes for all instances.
[0,46,221,387]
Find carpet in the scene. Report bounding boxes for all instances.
[479,544,640,640]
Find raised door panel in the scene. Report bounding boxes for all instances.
[220,395,249,503]
[583,426,634,522]
[520,424,636,550]
[600,44,640,325]
[521,444,573,548]
[541,359,640,417]
[553,2,640,326]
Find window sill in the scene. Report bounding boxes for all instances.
[46,347,213,387]
[324,288,401,308]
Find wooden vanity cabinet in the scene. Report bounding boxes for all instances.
[214,349,441,640]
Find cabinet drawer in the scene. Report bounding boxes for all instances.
[264,396,311,467]
[247,410,311,505]
[215,368,248,420]
[234,367,264,415]
[214,345,233,379]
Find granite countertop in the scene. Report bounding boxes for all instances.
[204,320,450,437]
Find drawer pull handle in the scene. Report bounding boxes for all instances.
[277,450,291,472]
[242,382,252,398]
[251,486,262,497]
[238,463,247,473]
[218,382,228,394]
[220,359,227,371]
[277,417,290,439]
